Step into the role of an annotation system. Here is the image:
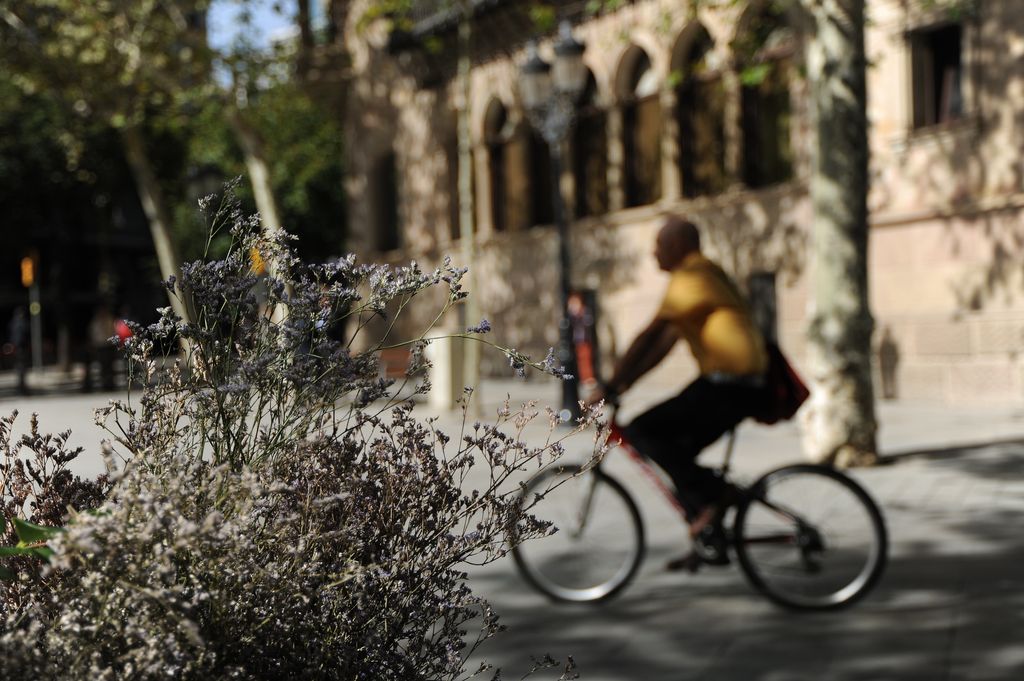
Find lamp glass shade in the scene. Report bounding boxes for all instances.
[553,22,588,99]
[552,53,588,99]
[519,46,553,109]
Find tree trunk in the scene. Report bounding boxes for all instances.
[226,105,291,324]
[226,108,285,240]
[120,124,193,333]
[326,0,349,44]
[800,0,879,467]
[296,0,314,78]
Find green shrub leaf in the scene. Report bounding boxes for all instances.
[13,518,63,545]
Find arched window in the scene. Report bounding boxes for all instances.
[484,100,514,232]
[485,99,551,233]
[619,46,662,208]
[674,26,727,198]
[736,4,795,188]
[573,71,609,218]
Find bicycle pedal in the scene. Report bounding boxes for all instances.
[694,548,730,566]
[693,526,730,566]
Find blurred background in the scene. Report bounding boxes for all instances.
[0,0,346,392]
[2,0,1022,415]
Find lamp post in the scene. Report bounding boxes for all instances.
[518,22,588,422]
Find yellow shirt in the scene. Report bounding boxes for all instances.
[656,253,768,376]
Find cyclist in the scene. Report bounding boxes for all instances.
[587,215,768,570]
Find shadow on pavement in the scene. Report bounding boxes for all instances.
[880,438,1024,467]
[471,442,1024,680]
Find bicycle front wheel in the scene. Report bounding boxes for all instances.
[512,465,644,603]
[733,464,887,611]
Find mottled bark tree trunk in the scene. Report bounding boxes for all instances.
[226,106,291,323]
[226,108,285,241]
[120,124,193,335]
[800,0,879,467]
[296,0,314,78]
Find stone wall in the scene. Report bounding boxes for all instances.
[344,0,1024,404]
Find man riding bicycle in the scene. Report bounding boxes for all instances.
[587,215,768,569]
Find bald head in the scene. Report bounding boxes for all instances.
[654,216,700,271]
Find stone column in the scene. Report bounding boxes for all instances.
[606,105,626,212]
[475,142,494,238]
[722,68,743,189]
[660,86,681,202]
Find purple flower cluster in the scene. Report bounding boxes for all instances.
[466,318,492,334]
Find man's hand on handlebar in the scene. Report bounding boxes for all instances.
[585,382,620,409]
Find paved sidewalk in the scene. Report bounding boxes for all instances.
[1,375,1023,679]
[412,378,1024,680]
[0,364,108,399]
[440,379,1024,680]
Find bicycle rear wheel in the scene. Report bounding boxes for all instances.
[512,465,644,603]
[733,464,887,611]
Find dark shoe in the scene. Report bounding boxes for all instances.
[693,523,730,566]
[666,551,703,573]
[687,483,743,537]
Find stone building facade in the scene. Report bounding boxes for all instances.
[343,0,1024,404]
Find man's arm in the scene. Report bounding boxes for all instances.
[603,318,678,396]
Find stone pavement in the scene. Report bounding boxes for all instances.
[428,380,1024,681]
[1,374,1023,680]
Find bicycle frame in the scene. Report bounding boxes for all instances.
[602,416,739,522]
[603,415,810,536]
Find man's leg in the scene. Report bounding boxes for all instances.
[625,378,761,570]
[624,378,755,519]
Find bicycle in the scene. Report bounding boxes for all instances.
[511,403,888,611]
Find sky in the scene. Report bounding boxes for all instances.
[207,0,299,52]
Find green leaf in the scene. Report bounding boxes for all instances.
[31,546,55,561]
[529,4,557,33]
[13,518,63,545]
[0,545,54,560]
[0,565,14,581]
[423,36,444,55]
[740,63,772,87]
[0,546,38,557]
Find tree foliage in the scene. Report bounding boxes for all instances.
[0,0,206,128]
[1,1,348,301]
[178,79,346,264]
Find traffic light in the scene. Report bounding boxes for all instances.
[20,256,35,288]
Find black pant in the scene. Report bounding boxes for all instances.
[624,377,764,519]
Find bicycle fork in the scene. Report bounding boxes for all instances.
[569,472,601,539]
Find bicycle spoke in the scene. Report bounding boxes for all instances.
[513,465,645,603]
[734,465,887,610]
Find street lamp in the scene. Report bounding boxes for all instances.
[518,21,588,421]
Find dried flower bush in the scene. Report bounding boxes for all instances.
[0,413,112,614]
[1,198,604,680]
